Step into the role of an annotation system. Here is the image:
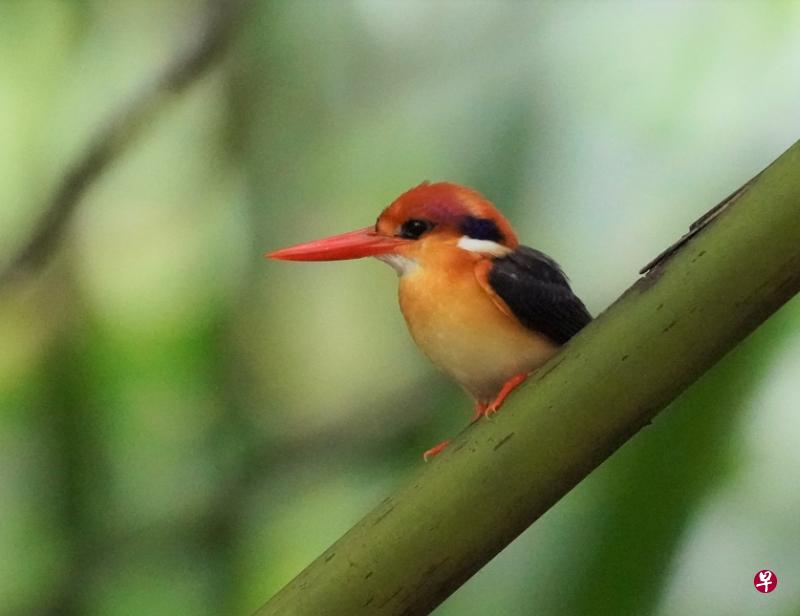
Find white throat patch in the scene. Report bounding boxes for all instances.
[456,236,512,257]
[376,253,418,276]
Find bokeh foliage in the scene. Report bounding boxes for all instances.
[1,2,799,615]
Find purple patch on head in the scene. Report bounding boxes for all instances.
[460,216,504,242]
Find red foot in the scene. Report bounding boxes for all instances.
[471,401,488,422]
[423,439,451,462]
[424,373,528,461]
[477,372,528,419]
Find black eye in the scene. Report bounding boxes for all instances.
[399,219,434,239]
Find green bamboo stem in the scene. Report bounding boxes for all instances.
[256,139,800,616]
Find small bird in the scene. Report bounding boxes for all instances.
[268,182,591,459]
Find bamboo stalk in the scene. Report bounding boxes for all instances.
[256,139,800,616]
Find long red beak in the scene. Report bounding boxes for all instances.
[266,226,411,261]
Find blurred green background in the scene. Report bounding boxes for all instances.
[1,1,799,615]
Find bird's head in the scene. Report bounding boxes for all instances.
[267,182,519,274]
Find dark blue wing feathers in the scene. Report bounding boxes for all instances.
[488,246,592,345]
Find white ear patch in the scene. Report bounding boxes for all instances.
[376,254,418,276]
[457,236,512,257]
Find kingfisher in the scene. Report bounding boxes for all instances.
[267,182,592,459]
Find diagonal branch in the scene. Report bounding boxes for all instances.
[255,138,800,616]
[0,0,244,289]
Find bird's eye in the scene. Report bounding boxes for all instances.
[399,219,434,239]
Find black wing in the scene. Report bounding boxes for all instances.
[488,246,592,345]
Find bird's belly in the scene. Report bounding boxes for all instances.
[399,274,558,403]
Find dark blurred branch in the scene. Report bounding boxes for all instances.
[255,140,800,615]
[0,0,244,289]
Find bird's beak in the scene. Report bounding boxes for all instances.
[266,226,411,261]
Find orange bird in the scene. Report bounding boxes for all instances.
[268,182,591,459]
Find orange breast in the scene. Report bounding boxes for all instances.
[397,255,558,404]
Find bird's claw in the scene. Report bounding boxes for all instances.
[474,372,528,421]
[425,373,528,461]
[483,403,500,417]
[423,439,451,461]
